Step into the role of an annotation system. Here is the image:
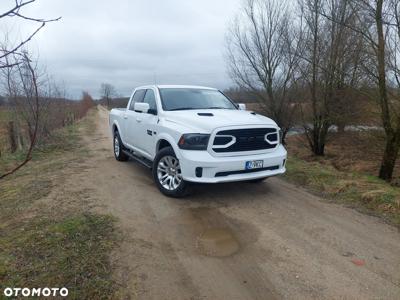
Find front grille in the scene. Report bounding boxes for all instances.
[215,165,280,177]
[214,136,233,145]
[212,128,278,153]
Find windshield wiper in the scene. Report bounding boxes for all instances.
[168,107,229,111]
[168,107,198,111]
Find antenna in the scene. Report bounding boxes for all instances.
[153,72,157,84]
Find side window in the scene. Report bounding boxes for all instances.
[128,89,146,111]
[143,89,157,114]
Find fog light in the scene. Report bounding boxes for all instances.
[195,167,203,177]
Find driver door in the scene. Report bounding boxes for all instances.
[125,89,146,148]
[135,89,159,159]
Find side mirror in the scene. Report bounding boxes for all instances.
[134,102,150,113]
[238,103,246,110]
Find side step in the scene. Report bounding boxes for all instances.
[122,150,153,169]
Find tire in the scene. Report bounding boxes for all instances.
[113,131,129,161]
[152,146,189,197]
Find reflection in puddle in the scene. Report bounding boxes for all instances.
[197,228,239,257]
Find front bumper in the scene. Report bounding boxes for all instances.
[179,145,287,183]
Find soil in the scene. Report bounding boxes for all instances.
[67,107,400,299]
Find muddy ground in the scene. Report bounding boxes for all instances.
[66,107,400,299]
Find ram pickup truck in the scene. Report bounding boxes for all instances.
[109,85,287,197]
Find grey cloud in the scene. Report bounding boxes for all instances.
[0,0,241,98]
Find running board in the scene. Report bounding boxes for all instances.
[122,150,153,169]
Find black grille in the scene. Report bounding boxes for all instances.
[213,128,277,152]
[215,165,280,177]
[267,133,278,142]
[214,136,233,145]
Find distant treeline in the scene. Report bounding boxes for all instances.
[1,93,95,158]
[96,97,129,109]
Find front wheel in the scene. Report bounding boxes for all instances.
[152,147,189,197]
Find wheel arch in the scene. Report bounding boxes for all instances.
[156,134,181,159]
[111,121,121,134]
[111,121,128,147]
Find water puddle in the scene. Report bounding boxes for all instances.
[196,228,239,257]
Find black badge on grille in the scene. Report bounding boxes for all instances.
[239,136,262,142]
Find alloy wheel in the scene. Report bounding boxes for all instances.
[157,155,183,191]
[114,136,120,157]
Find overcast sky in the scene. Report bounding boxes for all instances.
[0,0,242,98]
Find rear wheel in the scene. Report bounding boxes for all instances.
[152,147,189,197]
[113,131,128,161]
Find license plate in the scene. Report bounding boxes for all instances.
[245,160,263,170]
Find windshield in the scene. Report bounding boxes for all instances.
[159,88,237,111]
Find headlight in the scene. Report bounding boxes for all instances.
[178,133,210,150]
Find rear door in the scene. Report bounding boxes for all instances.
[125,89,146,148]
[134,88,159,158]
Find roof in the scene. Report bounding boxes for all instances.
[135,85,217,90]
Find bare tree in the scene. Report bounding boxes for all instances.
[226,0,302,142]
[0,53,40,179]
[0,1,60,179]
[0,0,60,69]
[379,0,400,180]
[325,0,400,180]
[100,83,116,109]
[297,0,363,155]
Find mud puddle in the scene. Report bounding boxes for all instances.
[180,207,259,258]
[196,227,240,257]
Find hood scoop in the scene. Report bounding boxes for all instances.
[197,112,214,116]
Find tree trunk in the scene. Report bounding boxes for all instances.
[8,121,17,153]
[312,136,326,156]
[379,133,400,181]
[311,118,329,156]
[337,122,345,133]
[281,129,288,145]
[17,129,24,150]
[375,0,396,180]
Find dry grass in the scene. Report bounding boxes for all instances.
[284,155,400,227]
[0,108,119,299]
[286,131,400,183]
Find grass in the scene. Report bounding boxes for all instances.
[284,155,400,226]
[0,214,117,299]
[0,108,119,299]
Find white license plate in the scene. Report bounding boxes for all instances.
[245,160,263,170]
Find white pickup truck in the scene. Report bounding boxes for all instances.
[109,85,287,197]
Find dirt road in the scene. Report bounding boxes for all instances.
[74,107,400,299]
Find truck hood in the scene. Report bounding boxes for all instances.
[162,109,278,133]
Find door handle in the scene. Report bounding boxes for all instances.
[123,115,128,119]
[136,118,142,123]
